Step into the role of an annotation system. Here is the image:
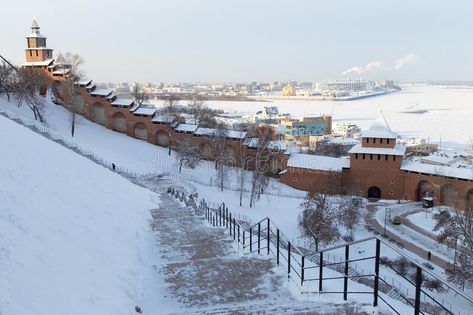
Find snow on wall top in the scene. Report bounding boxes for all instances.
[348,143,406,156]
[175,124,198,133]
[226,130,247,139]
[287,153,350,171]
[132,106,156,116]
[152,115,174,123]
[23,59,54,67]
[194,127,217,136]
[90,88,113,97]
[401,160,473,181]
[76,79,92,86]
[111,98,134,107]
[362,113,398,139]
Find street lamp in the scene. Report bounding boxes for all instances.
[454,238,458,271]
[384,207,388,236]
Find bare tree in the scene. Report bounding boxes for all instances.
[0,54,47,122]
[249,125,275,207]
[238,131,248,207]
[132,84,149,107]
[337,196,362,241]
[298,192,340,251]
[434,207,473,289]
[212,123,229,191]
[161,95,181,155]
[57,53,85,137]
[176,137,201,173]
[14,67,48,122]
[0,60,14,101]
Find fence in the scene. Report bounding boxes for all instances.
[168,187,473,315]
[0,107,152,180]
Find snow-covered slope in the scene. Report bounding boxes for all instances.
[0,115,159,315]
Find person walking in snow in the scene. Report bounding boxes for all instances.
[427,251,432,261]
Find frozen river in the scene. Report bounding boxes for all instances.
[199,85,473,149]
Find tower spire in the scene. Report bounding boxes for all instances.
[31,19,40,35]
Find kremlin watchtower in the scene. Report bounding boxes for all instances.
[25,19,54,65]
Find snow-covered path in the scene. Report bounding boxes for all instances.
[141,179,377,314]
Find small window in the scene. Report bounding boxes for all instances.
[35,50,38,56]
[390,179,395,184]
[393,156,396,161]
[292,178,297,182]
[373,138,376,143]
[370,154,373,160]
[366,138,370,143]
[385,155,388,161]
[363,154,366,159]
[387,139,390,144]
[355,153,358,159]
[377,154,380,160]
[390,191,394,195]
[355,178,360,183]
[29,51,32,56]
[380,139,383,144]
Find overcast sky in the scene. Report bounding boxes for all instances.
[3,0,472,82]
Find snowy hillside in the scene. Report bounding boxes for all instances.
[0,115,159,315]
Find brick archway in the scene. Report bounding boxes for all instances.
[156,130,170,147]
[72,92,84,114]
[466,189,473,209]
[200,142,213,160]
[368,186,381,199]
[52,80,64,102]
[223,146,236,165]
[133,122,148,141]
[90,102,105,125]
[416,180,435,201]
[440,184,459,207]
[112,112,127,133]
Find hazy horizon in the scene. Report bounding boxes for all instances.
[3,0,473,82]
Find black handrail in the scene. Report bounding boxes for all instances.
[167,187,473,315]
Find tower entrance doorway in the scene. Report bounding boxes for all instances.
[368,186,382,199]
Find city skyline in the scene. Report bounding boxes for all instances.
[3,0,473,82]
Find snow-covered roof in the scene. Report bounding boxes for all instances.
[226,130,247,139]
[287,153,350,172]
[52,68,70,75]
[348,143,406,156]
[55,53,66,66]
[76,79,92,86]
[194,127,216,136]
[327,137,360,146]
[401,161,473,181]
[362,113,397,139]
[111,98,134,107]
[243,138,287,151]
[175,124,198,133]
[420,155,457,166]
[152,115,174,124]
[32,19,39,29]
[132,107,156,116]
[23,59,54,67]
[26,33,46,38]
[90,88,113,97]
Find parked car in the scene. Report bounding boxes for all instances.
[391,215,402,225]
